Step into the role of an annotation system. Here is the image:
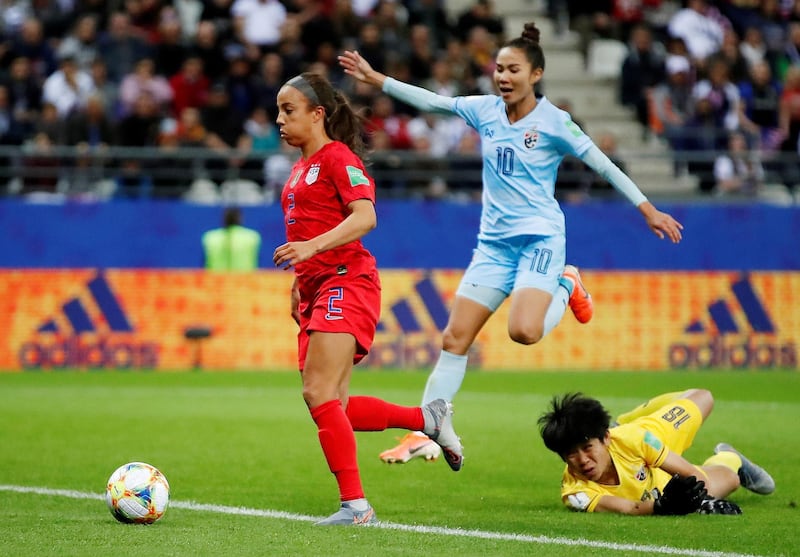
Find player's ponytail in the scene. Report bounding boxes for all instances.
[504,21,545,71]
[287,72,366,158]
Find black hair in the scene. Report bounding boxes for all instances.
[289,72,367,158]
[223,207,241,227]
[503,22,545,71]
[537,392,611,458]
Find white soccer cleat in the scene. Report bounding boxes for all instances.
[422,399,464,472]
[315,501,377,526]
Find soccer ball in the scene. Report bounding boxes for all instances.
[106,462,170,524]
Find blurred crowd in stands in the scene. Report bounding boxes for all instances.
[0,0,798,202]
[550,0,800,200]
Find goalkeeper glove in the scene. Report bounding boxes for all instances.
[698,498,742,515]
[653,474,708,515]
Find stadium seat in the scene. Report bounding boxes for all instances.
[220,179,264,206]
[183,178,221,205]
[587,39,628,80]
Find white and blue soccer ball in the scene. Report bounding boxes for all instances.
[106,462,170,524]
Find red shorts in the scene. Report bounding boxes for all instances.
[296,267,381,370]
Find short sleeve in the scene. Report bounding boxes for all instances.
[328,149,376,206]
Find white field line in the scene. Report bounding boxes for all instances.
[0,484,771,557]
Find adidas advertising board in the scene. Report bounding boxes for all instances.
[0,270,796,371]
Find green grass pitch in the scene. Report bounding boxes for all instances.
[1,369,797,557]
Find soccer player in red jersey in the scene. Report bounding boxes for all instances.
[272,73,464,526]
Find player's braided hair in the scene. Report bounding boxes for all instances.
[504,21,545,71]
[292,72,367,158]
[538,392,612,458]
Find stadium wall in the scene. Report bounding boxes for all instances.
[0,200,797,372]
[0,200,798,270]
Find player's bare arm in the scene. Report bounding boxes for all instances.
[273,199,376,269]
[638,201,684,243]
[338,50,386,88]
[593,494,656,515]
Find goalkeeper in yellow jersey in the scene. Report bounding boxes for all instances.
[537,389,775,515]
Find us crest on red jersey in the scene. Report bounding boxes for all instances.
[306,164,320,184]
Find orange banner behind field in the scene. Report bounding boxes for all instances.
[0,270,797,371]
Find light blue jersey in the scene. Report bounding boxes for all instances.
[381,77,648,240]
[452,95,592,240]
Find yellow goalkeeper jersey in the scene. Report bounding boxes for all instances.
[560,423,671,512]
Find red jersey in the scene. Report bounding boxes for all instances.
[280,141,377,281]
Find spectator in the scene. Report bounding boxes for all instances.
[97,11,152,84]
[202,82,246,150]
[407,0,453,50]
[42,54,96,118]
[464,25,499,90]
[738,59,783,152]
[10,17,58,84]
[32,101,62,144]
[407,24,435,83]
[620,24,666,140]
[189,20,228,83]
[290,0,341,67]
[683,97,728,193]
[454,0,505,44]
[371,0,410,58]
[691,56,741,133]
[200,0,236,41]
[365,93,413,150]
[62,94,117,149]
[650,55,695,159]
[1,56,42,140]
[667,0,729,66]
[253,52,285,111]
[56,13,100,73]
[169,55,210,117]
[240,105,280,184]
[61,94,118,195]
[119,57,174,118]
[275,16,305,78]
[330,0,365,48]
[739,26,768,70]
[20,132,61,196]
[222,50,259,116]
[153,6,191,78]
[778,65,800,189]
[115,92,163,198]
[174,0,204,43]
[446,127,482,200]
[422,56,465,98]
[0,84,26,146]
[775,21,800,81]
[90,58,122,123]
[231,0,287,53]
[713,130,765,197]
[718,28,750,84]
[353,21,386,75]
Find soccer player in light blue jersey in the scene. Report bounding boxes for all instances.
[339,22,684,468]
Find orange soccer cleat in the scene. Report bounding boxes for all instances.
[379,432,442,464]
[562,264,594,324]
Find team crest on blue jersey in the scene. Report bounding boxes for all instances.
[306,163,321,185]
[523,126,540,149]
